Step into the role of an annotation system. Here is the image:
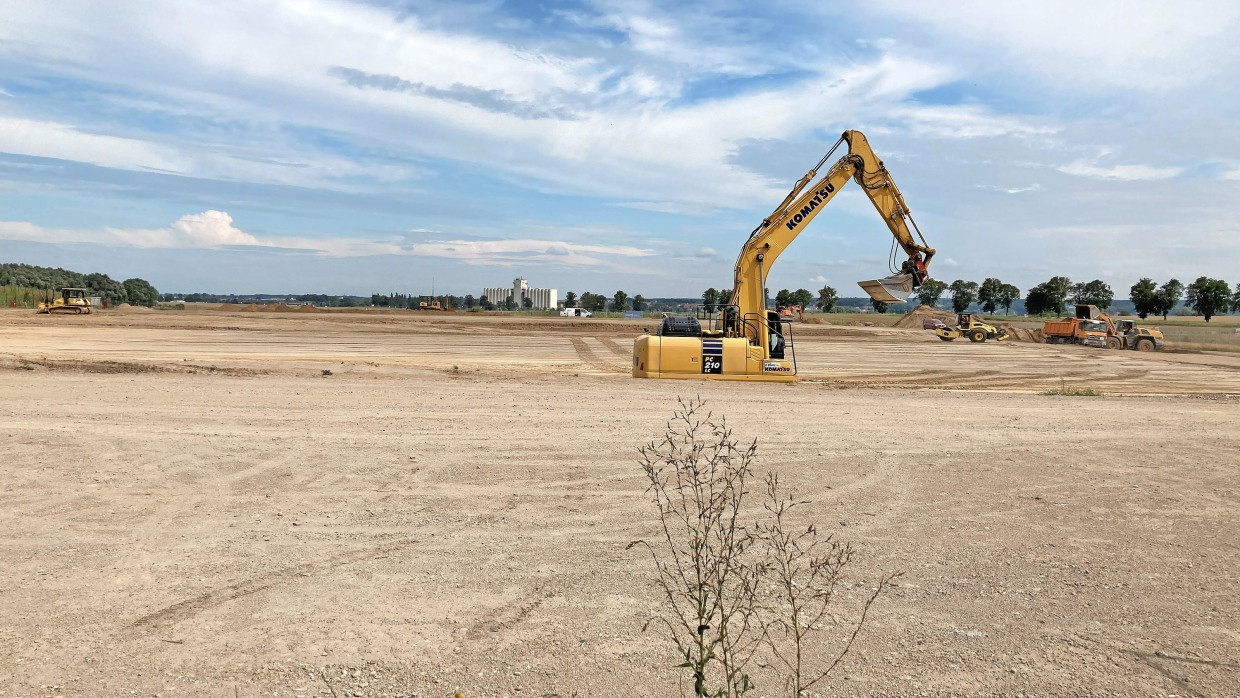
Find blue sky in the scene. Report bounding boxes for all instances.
[1,0,1237,297]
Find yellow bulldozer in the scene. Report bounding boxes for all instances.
[36,288,93,315]
[935,312,1010,342]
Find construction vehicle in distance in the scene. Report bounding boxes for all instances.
[36,288,93,315]
[416,296,452,311]
[777,305,804,322]
[1042,314,1108,348]
[934,312,1010,342]
[1075,305,1164,351]
[633,130,936,382]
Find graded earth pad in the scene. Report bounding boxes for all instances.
[1,308,1238,696]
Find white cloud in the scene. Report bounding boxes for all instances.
[1058,160,1182,181]
[0,114,186,172]
[171,211,262,247]
[976,183,1042,194]
[1222,168,1240,181]
[0,212,654,266]
[869,0,1240,90]
[809,275,828,284]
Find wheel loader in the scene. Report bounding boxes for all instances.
[935,312,1010,343]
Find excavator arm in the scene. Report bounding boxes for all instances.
[729,130,936,332]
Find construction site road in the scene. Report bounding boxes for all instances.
[2,308,1238,697]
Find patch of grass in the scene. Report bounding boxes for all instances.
[321,369,333,376]
[1044,386,1101,397]
[16,362,35,371]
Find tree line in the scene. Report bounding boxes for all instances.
[560,290,647,312]
[917,275,1239,321]
[0,263,159,306]
[699,274,1240,322]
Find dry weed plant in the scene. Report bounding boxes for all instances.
[632,396,896,698]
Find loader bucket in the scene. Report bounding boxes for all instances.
[857,273,915,303]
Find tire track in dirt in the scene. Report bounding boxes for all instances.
[124,538,418,635]
[570,337,625,374]
[597,337,632,360]
[464,584,551,642]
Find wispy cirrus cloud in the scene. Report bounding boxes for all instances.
[0,211,654,267]
[1057,159,1183,181]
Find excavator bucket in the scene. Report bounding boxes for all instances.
[857,273,916,303]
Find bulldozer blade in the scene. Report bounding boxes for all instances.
[857,273,915,303]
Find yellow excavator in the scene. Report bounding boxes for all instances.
[36,288,93,315]
[633,130,936,382]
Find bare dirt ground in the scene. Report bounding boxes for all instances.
[2,308,1238,697]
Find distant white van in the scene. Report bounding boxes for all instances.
[560,307,592,317]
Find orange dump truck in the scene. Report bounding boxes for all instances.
[1042,317,1108,347]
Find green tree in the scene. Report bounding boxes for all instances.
[1154,279,1183,320]
[504,295,517,311]
[792,288,813,308]
[1232,282,1240,313]
[121,278,158,307]
[977,278,1004,314]
[1185,277,1231,321]
[1129,278,1158,319]
[1073,279,1114,309]
[914,278,946,308]
[703,288,720,313]
[774,289,792,308]
[872,300,888,314]
[523,295,533,309]
[633,294,646,311]
[998,283,1020,315]
[1024,284,1055,316]
[948,279,979,313]
[83,272,127,305]
[613,290,629,312]
[564,291,577,308]
[464,294,476,308]
[816,285,837,312]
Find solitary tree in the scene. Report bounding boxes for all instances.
[816,285,837,312]
[703,288,720,313]
[523,296,533,309]
[1073,279,1114,309]
[774,289,792,309]
[914,278,947,308]
[792,288,813,309]
[948,279,979,313]
[613,290,629,311]
[121,278,159,307]
[978,278,1004,314]
[1154,279,1183,320]
[633,294,645,311]
[1024,284,1055,316]
[872,300,888,314]
[998,283,1020,315]
[504,295,517,311]
[1129,278,1158,319]
[1185,277,1231,322]
[1232,282,1240,313]
[564,291,577,308]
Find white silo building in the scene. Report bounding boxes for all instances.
[482,277,557,310]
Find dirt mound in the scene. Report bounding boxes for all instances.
[894,305,955,329]
[992,321,1043,343]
